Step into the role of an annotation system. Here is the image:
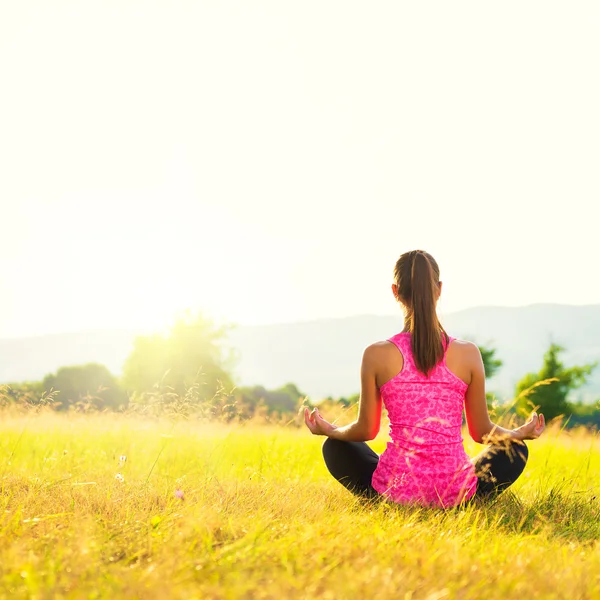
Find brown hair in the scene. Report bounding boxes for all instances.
[393,250,448,376]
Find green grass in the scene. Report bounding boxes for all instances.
[1,411,600,599]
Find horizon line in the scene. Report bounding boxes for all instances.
[1,301,600,341]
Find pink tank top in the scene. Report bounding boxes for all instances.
[371,332,477,507]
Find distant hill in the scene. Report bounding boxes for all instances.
[0,329,139,386]
[228,305,600,401]
[1,304,599,402]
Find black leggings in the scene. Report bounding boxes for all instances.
[322,438,529,501]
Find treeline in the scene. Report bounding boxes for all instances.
[513,343,599,426]
[1,313,599,427]
[0,314,309,423]
[481,343,599,427]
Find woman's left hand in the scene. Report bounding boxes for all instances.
[515,411,546,440]
[304,407,337,437]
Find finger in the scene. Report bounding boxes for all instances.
[304,411,313,429]
[305,409,316,428]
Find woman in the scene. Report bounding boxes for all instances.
[304,250,545,507]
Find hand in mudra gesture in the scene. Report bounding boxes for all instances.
[304,407,338,437]
[516,411,546,440]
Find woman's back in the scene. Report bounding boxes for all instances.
[306,249,544,506]
[371,332,478,507]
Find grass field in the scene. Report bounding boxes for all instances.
[1,411,600,599]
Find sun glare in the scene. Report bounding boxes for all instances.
[115,220,295,334]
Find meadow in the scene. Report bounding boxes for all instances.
[1,410,600,600]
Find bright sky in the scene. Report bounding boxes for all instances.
[1,1,599,338]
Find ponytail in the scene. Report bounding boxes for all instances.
[394,250,448,376]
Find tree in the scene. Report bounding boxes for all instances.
[122,312,234,400]
[338,393,360,408]
[476,345,504,418]
[479,345,503,379]
[43,363,126,411]
[232,383,306,416]
[515,344,596,421]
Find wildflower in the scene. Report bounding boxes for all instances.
[175,489,184,500]
[119,455,127,463]
[115,473,125,483]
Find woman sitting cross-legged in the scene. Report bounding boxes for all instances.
[304,250,545,507]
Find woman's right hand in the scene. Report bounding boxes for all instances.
[515,411,546,440]
[304,407,338,437]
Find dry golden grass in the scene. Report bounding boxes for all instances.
[1,411,600,599]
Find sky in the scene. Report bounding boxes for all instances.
[1,1,599,339]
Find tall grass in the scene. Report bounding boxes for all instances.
[1,411,600,599]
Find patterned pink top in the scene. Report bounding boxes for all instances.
[371,332,477,507]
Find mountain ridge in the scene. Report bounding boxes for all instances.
[1,304,599,402]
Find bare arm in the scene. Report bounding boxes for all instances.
[304,344,382,442]
[464,342,545,443]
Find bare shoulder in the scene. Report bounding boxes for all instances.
[447,338,482,365]
[363,341,396,360]
[449,338,480,353]
[446,338,481,385]
[363,341,403,386]
[363,340,401,367]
